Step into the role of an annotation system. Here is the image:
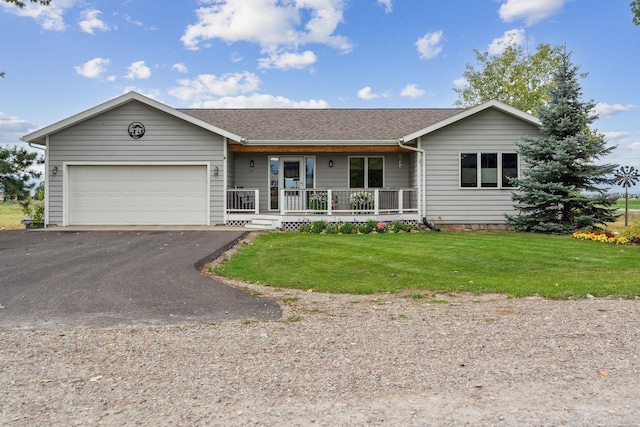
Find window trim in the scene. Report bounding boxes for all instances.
[348,156,385,188]
[459,152,519,189]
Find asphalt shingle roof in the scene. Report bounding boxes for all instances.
[179,108,466,141]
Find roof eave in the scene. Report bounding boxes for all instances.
[401,100,542,142]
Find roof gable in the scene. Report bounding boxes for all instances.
[22,92,243,145]
[401,100,541,142]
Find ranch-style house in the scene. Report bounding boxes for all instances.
[22,91,542,230]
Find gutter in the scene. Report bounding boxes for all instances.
[398,138,438,230]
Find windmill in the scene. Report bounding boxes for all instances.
[614,166,640,227]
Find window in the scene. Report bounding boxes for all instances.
[501,153,518,188]
[460,153,518,188]
[349,156,384,188]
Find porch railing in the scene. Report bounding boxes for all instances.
[226,188,417,215]
[226,188,259,214]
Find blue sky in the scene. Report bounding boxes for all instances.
[1,0,639,188]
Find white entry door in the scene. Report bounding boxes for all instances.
[281,158,304,210]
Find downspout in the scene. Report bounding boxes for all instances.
[397,138,440,231]
[223,137,229,225]
[24,139,48,227]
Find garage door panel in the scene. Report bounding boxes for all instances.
[68,165,208,225]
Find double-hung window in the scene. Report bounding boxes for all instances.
[349,157,383,188]
[460,153,518,188]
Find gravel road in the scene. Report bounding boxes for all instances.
[1,243,639,426]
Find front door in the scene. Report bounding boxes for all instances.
[269,156,316,211]
[282,158,304,210]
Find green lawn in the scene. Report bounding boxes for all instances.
[215,232,640,299]
[0,202,25,230]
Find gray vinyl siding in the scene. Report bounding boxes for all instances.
[47,101,225,226]
[422,108,542,225]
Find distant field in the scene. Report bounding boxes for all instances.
[606,199,640,231]
[0,202,24,230]
[615,198,640,210]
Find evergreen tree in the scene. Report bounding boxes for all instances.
[506,52,619,234]
[0,146,42,204]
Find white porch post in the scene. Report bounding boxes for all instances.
[254,189,260,214]
[327,189,333,214]
[398,189,404,214]
[374,189,379,215]
[280,188,285,215]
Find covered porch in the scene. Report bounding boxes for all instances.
[225,187,419,230]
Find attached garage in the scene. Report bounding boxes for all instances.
[67,164,209,226]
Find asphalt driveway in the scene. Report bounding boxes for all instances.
[0,230,282,330]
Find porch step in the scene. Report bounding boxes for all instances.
[245,216,282,230]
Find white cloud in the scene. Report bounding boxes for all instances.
[169,72,262,102]
[0,111,37,150]
[258,50,317,70]
[603,131,630,140]
[594,102,637,117]
[119,87,162,101]
[629,142,640,151]
[488,29,526,55]
[378,0,392,13]
[74,57,111,79]
[453,77,468,88]
[415,30,443,60]
[125,61,151,80]
[172,63,189,74]
[400,84,425,98]
[499,0,566,26]
[190,94,329,108]
[181,0,352,55]
[1,0,77,31]
[357,86,379,100]
[78,9,109,34]
[0,111,32,133]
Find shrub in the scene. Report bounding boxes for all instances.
[356,220,378,234]
[619,221,640,244]
[326,224,339,234]
[310,220,328,234]
[338,222,356,234]
[298,223,312,233]
[391,220,408,233]
[376,221,388,233]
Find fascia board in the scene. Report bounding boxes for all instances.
[243,139,399,145]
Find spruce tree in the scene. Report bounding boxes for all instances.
[506,52,619,234]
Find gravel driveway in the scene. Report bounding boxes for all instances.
[1,234,639,426]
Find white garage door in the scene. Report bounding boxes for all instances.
[68,165,208,225]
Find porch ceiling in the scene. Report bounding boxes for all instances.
[228,144,412,153]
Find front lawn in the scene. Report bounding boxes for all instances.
[215,232,640,299]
